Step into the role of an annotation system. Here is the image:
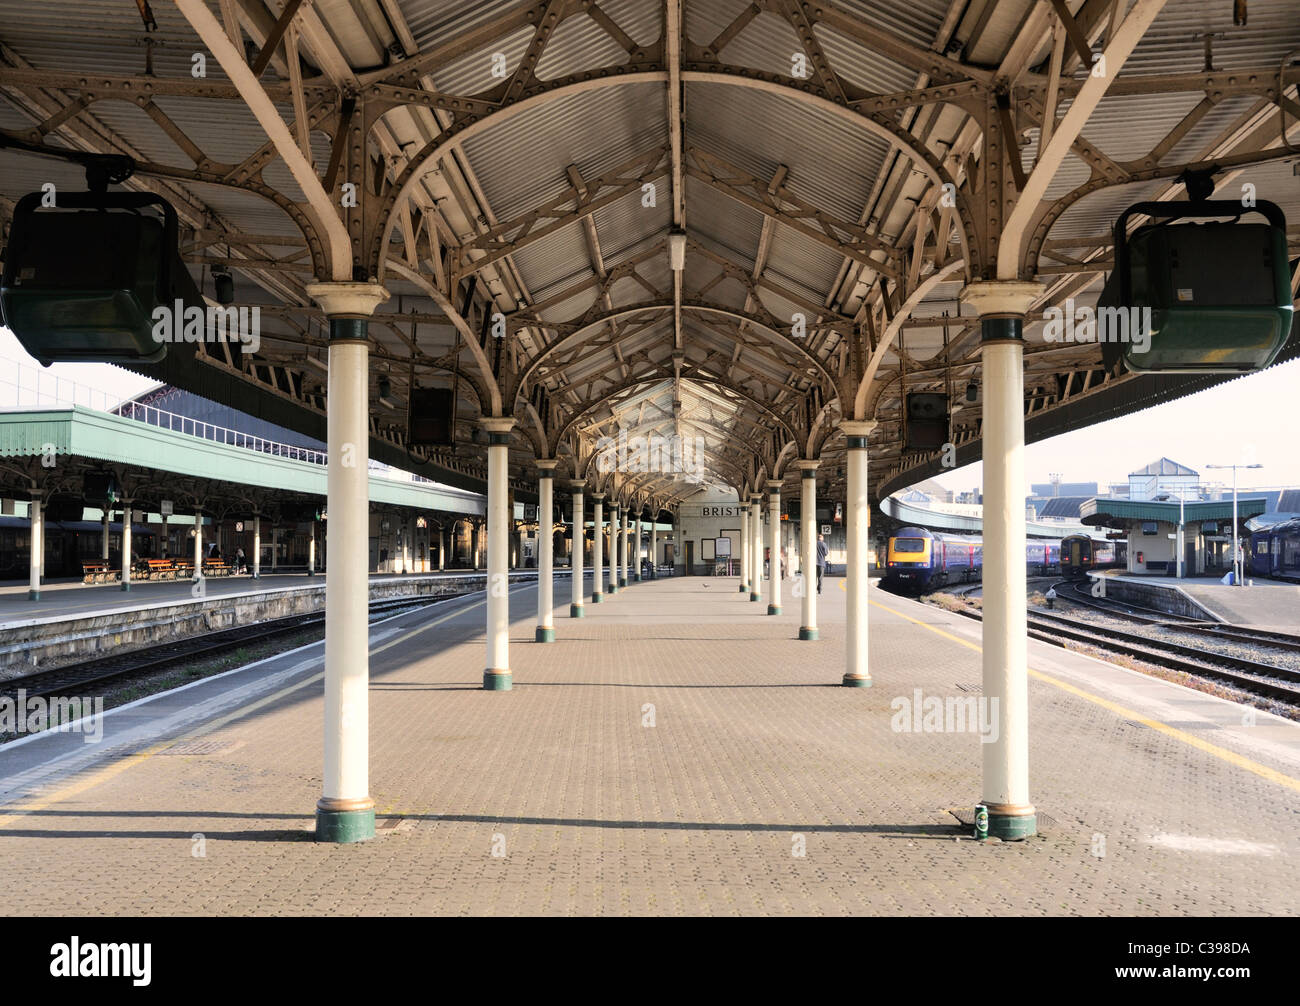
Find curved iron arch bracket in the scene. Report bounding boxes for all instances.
[368,69,981,280]
[514,301,837,406]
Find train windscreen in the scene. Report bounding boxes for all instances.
[892,538,926,553]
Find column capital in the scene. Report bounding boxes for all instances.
[766,480,783,493]
[479,416,516,435]
[535,458,559,474]
[305,281,390,318]
[591,492,606,502]
[795,459,821,474]
[749,494,763,504]
[959,280,1044,318]
[566,480,586,492]
[838,420,878,437]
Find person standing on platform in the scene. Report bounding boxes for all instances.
[816,533,828,594]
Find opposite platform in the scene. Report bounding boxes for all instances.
[0,574,1296,916]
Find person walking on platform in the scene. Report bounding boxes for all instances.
[816,533,828,594]
[235,546,246,574]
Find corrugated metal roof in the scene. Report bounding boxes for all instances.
[687,83,890,225]
[459,82,667,222]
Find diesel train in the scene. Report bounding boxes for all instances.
[883,526,1121,593]
[1059,533,1125,578]
[1248,519,1300,582]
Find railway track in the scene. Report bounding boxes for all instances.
[936,588,1300,706]
[1,592,465,706]
[1052,577,1300,654]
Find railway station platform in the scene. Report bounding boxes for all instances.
[1,575,1296,917]
[0,568,555,625]
[1099,573,1300,631]
[0,569,574,676]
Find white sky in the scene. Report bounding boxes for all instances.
[929,356,1300,497]
[2,325,1296,497]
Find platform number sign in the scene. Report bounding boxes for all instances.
[821,525,831,534]
[160,499,173,517]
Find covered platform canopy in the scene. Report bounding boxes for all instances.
[1081,496,1268,528]
[0,0,1297,844]
[0,405,484,518]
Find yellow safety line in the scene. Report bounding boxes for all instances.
[0,595,491,828]
[869,595,1300,794]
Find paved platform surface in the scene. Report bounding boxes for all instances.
[1177,580,1300,631]
[0,575,1297,916]
[1111,574,1300,631]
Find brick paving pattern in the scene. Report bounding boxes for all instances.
[0,575,1296,916]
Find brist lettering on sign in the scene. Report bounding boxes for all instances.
[699,506,741,517]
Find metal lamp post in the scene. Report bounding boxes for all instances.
[1205,463,1262,586]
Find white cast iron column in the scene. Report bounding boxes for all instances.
[739,505,750,593]
[120,504,133,592]
[960,280,1043,841]
[841,420,876,686]
[591,494,605,603]
[27,498,41,601]
[749,494,762,601]
[610,502,621,593]
[767,480,783,615]
[535,460,557,641]
[797,461,819,640]
[305,280,388,844]
[481,416,515,690]
[569,480,585,617]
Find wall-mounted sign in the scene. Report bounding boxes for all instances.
[235,521,244,532]
[821,525,831,534]
[160,499,173,517]
[715,536,731,557]
[699,505,742,517]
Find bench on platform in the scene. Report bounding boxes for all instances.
[81,562,121,585]
[143,559,178,581]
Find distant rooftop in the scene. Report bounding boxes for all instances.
[1129,458,1198,477]
[1038,496,1088,519]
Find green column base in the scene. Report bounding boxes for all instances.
[619,577,627,587]
[314,804,375,844]
[798,626,819,640]
[986,808,1038,840]
[608,583,618,594]
[841,673,873,688]
[592,592,603,603]
[483,669,512,691]
[28,588,39,600]
[767,604,782,615]
[633,573,641,582]
[535,626,555,643]
[749,592,761,602]
[739,583,748,593]
[121,583,131,592]
[570,603,585,618]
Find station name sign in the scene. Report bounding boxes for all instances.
[697,506,742,517]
